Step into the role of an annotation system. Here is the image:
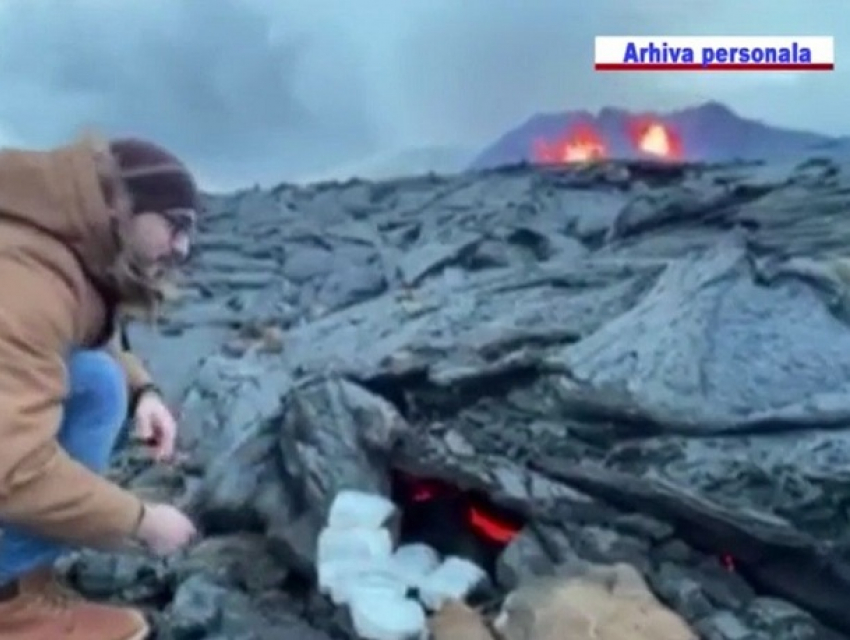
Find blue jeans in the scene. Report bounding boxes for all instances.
[0,349,127,585]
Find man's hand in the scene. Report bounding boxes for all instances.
[134,390,178,461]
[135,502,197,555]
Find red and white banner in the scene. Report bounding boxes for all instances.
[594,36,834,71]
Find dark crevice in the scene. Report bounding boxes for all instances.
[198,507,266,538]
[389,469,526,580]
[504,227,554,262]
[352,369,428,417]
[356,365,541,421]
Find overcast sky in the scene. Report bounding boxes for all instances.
[0,0,845,188]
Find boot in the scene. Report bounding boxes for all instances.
[0,566,149,639]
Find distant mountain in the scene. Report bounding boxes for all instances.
[299,145,475,183]
[470,101,850,169]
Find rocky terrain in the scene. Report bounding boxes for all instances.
[83,156,850,639]
[300,145,475,184]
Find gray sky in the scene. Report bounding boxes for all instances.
[0,0,845,188]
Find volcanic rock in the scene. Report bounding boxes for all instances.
[429,601,494,640]
[75,156,850,639]
[494,562,697,640]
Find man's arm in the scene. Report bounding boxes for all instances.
[0,259,144,546]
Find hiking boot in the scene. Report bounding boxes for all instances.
[0,566,149,639]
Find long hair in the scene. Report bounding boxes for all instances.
[107,216,180,322]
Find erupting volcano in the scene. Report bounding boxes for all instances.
[533,117,682,164]
[472,101,849,170]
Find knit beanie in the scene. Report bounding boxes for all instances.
[108,137,200,214]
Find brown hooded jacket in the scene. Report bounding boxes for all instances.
[0,137,155,546]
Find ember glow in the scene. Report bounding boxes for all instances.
[532,117,683,164]
[533,123,607,164]
[401,474,522,545]
[467,505,519,544]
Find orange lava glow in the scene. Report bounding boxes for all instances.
[467,506,520,544]
[533,123,607,164]
[404,475,521,545]
[532,116,683,164]
[629,119,683,159]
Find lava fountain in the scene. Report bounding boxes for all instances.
[629,118,683,160]
[533,122,607,164]
[532,116,683,164]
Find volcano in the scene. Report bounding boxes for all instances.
[471,101,850,169]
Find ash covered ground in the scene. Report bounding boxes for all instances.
[78,157,850,639]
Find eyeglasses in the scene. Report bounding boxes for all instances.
[161,208,196,235]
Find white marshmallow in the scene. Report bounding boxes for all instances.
[390,543,441,588]
[418,556,487,611]
[350,593,427,640]
[327,490,397,529]
[317,526,393,564]
[316,527,393,602]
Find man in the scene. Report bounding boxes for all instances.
[0,134,200,639]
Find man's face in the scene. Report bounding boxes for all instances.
[127,209,195,267]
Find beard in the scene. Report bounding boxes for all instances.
[107,216,180,323]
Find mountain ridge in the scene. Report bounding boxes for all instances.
[471,101,850,169]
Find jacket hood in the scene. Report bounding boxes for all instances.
[0,137,129,291]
